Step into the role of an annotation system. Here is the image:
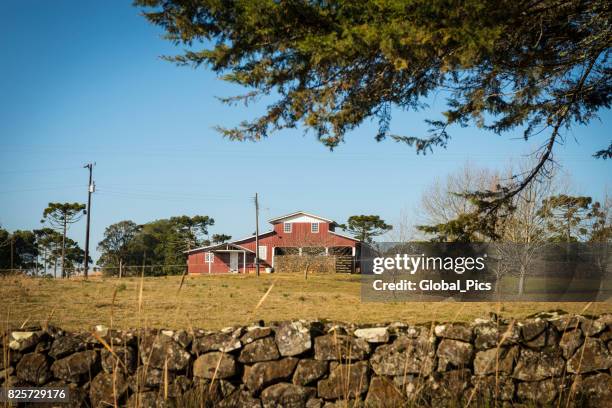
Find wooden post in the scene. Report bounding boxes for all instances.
[255,193,260,277]
[119,259,123,279]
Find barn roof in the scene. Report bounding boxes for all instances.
[184,242,254,254]
[267,211,336,225]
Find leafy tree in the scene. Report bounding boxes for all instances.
[136,0,612,215]
[10,230,38,273]
[0,227,11,271]
[170,215,215,250]
[344,215,392,243]
[34,228,64,278]
[97,221,142,274]
[538,195,596,242]
[41,202,85,278]
[212,233,232,244]
[589,199,611,242]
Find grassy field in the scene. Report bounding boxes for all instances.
[2,273,610,331]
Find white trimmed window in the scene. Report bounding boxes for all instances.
[311,223,319,233]
[283,223,292,233]
[205,253,214,263]
[258,245,267,261]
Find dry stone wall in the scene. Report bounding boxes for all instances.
[2,312,612,407]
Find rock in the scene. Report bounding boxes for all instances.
[317,361,369,400]
[171,329,193,349]
[583,316,610,337]
[549,314,585,331]
[314,335,370,361]
[0,366,14,382]
[354,327,389,343]
[243,357,298,392]
[218,387,262,408]
[241,326,273,344]
[51,350,100,383]
[516,377,565,404]
[131,365,174,388]
[473,346,518,375]
[275,322,312,357]
[427,369,471,404]
[193,332,242,354]
[101,346,137,374]
[140,333,191,371]
[9,331,41,351]
[575,373,612,407]
[512,349,564,381]
[293,359,328,386]
[49,335,86,359]
[364,376,405,407]
[16,352,51,385]
[239,337,280,363]
[524,326,559,349]
[437,339,474,371]
[560,329,583,360]
[370,335,435,376]
[434,324,473,342]
[126,391,158,408]
[567,337,612,373]
[473,323,519,350]
[519,319,547,341]
[90,371,129,408]
[261,383,316,408]
[194,352,236,379]
[94,325,109,337]
[470,375,514,402]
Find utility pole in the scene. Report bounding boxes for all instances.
[254,193,260,276]
[10,235,14,273]
[83,163,95,279]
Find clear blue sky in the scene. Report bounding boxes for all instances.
[1,1,610,261]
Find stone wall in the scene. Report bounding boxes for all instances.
[274,255,336,274]
[2,312,611,407]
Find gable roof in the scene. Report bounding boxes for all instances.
[267,211,336,225]
[184,242,255,254]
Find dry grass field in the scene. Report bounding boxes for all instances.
[2,273,610,331]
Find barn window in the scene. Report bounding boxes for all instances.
[258,245,267,261]
[205,253,214,263]
[283,223,292,233]
[311,223,319,233]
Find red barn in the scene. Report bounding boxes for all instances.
[185,211,361,274]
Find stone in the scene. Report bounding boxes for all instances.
[512,349,564,381]
[517,377,565,404]
[218,387,262,408]
[101,346,137,374]
[293,359,328,386]
[171,329,193,349]
[239,337,280,363]
[470,375,514,402]
[140,333,191,371]
[193,332,242,354]
[9,331,41,351]
[193,352,236,379]
[353,327,389,343]
[48,335,86,359]
[314,334,370,361]
[437,339,474,371]
[582,316,609,337]
[567,337,612,373]
[0,366,14,382]
[474,323,519,350]
[317,361,369,400]
[434,323,473,342]
[90,371,129,408]
[16,352,51,385]
[126,391,158,408]
[560,329,583,359]
[549,314,585,331]
[575,373,612,407]
[519,319,547,341]
[261,383,316,408]
[241,326,273,344]
[243,357,298,392]
[364,376,405,407]
[473,346,518,375]
[51,350,100,383]
[370,335,435,376]
[131,365,174,388]
[275,321,312,357]
[427,369,471,404]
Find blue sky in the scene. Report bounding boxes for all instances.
[1,1,610,261]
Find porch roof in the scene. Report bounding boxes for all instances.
[184,242,254,254]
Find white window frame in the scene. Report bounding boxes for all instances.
[205,252,214,263]
[258,245,267,261]
[283,223,292,233]
[311,222,319,233]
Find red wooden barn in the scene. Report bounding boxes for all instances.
[185,211,361,274]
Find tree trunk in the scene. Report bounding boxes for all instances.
[518,265,526,296]
[61,219,67,278]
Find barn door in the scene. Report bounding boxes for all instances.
[230,252,239,272]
